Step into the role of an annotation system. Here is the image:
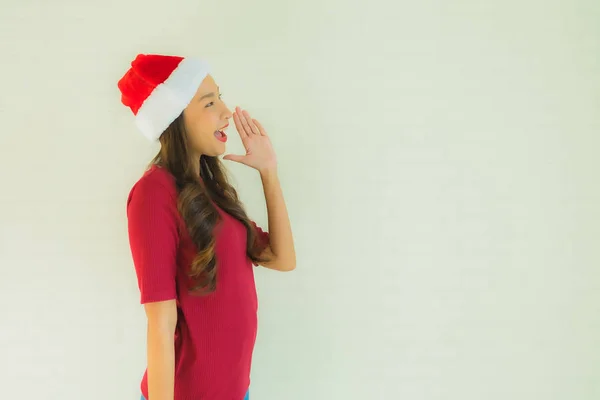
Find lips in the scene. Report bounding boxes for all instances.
[214,131,226,142]
[214,124,228,142]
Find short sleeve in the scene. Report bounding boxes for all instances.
[250,220,270,266]
[127,176,180,304]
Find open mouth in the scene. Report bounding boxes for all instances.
[214,123,229,143]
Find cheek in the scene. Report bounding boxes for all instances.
[187,128,210,151]
[185,111,211,141]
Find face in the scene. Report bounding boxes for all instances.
[182,74,232,158]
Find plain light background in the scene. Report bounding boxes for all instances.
[1,0,598,399]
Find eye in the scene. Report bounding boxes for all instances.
[205,94,223,108]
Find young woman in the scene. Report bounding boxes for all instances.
[118,54,296,400]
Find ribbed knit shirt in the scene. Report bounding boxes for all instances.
[126,165,269,400]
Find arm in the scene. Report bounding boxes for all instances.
[257,167,296,271]
[144,300,177,400]
[223,107,296,271]
[126,175,180,400]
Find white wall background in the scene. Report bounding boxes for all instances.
[1,0,598,399]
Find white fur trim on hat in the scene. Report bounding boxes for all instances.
[134,58,210,141]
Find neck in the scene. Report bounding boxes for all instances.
[190,153,201,179]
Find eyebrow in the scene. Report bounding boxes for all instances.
[198,87,220,101]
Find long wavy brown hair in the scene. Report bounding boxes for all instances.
[150,113,270,295]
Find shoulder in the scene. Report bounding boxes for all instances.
[127,165,177,206]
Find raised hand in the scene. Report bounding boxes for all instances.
[223,107,277,173]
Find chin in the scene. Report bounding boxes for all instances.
[213,146,227,157]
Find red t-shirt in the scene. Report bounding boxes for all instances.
[126,165,269,400]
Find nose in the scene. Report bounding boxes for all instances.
[223,106,233,120]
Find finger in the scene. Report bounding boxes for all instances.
[232,110,248,139]
[238,108,258,136]
[242,110,261,135]
[238,108,254,135]
[252,118,268,136]
[236,107,254,136]
[223,154,247,164]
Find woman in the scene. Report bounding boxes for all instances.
[118,54,296,400]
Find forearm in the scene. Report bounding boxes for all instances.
[260,168,296,270]
[146,323,175,400]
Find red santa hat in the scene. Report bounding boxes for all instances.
[118,54,210,141]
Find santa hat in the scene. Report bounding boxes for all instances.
[118,54,210,141]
